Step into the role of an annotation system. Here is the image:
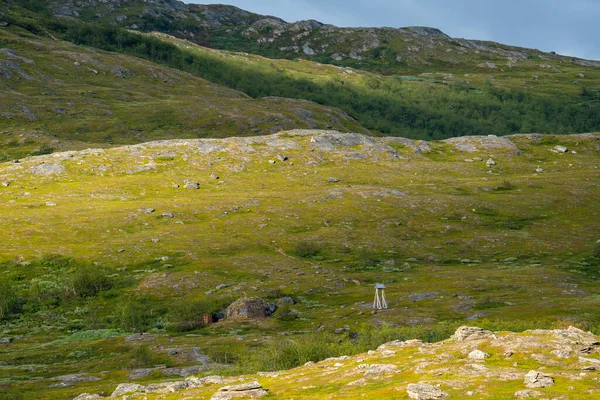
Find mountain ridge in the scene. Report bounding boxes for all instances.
[42,0,600,70]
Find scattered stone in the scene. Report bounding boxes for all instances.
[216,284,229,290]
[486,158,496,167]
[464,159,474,163]
[554,145,569,153]
[524,370,554,388]
[514,389,542,398]
[140,208,155,214]
[363,364,399,375]
[407,383,450,399]
[1,181,9,187]
[125,333,157,342]
[0,337,13,344]
[535,167,543,173]
[50,374,100,388]
[346,378,368,387]
[72,394,103,400]
[327,177,340,183]
[211,381,267,399]
[226,297,272,320]
[46,202,57,207]
[408,292,438,302]
[111,383,146,396]
[161,365,203,377]
[30,163,65,175]
[453,326,495,341]
[477,62,497,69]
[268,160,276,165]
[551,350,570,358]
[579,356,600,365]
[468,350,490,360]
[277,296,295,305]
[184,181,200,189]
[128,368,155,379]
[276,154,288,162]
[210,173,219,180]
[162,212,174,218]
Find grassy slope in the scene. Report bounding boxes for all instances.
[0,27,367,161]
[0,131,599,398]
[4,1,599,141]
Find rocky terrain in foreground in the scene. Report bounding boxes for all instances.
[71,326,600,399]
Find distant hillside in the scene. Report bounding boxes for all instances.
[1,0,599,143]
[0,22,365,161]
[43,0,600,72]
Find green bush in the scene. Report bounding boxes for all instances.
[128,345,164,368]
[273,304,298,321]
[494,181,516,191]
[120,300,154,333]
[39,254,72,270]
[71,267,113,298]
[294,241,321,259]
[593,242,600,259]
[167,297,230,332]
[474,296,505,310]
[0,281,23,319]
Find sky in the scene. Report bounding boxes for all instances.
[189,0,599,60]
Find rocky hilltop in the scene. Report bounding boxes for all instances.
[72,326,600,399]
[44,0,600,70]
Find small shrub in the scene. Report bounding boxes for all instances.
[494,181,516,191]
[120,300,154,333]
[29,278,65,307]
[62,329,122,342]
[474,207,499,216]
[593,242,600,259]
[128,345,163,368]
[39,254,72,269]
[29,146,54,156]
[534,136,559,146]
[71,267,113,298]
[294,241,321,259]
[474,296,505,310]
[0,391,25,400]
[274,304,298,321]
[0,281,23,319]
[167,298,229,332]
[353,249,383,271]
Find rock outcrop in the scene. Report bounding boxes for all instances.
[83,326,600,399]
